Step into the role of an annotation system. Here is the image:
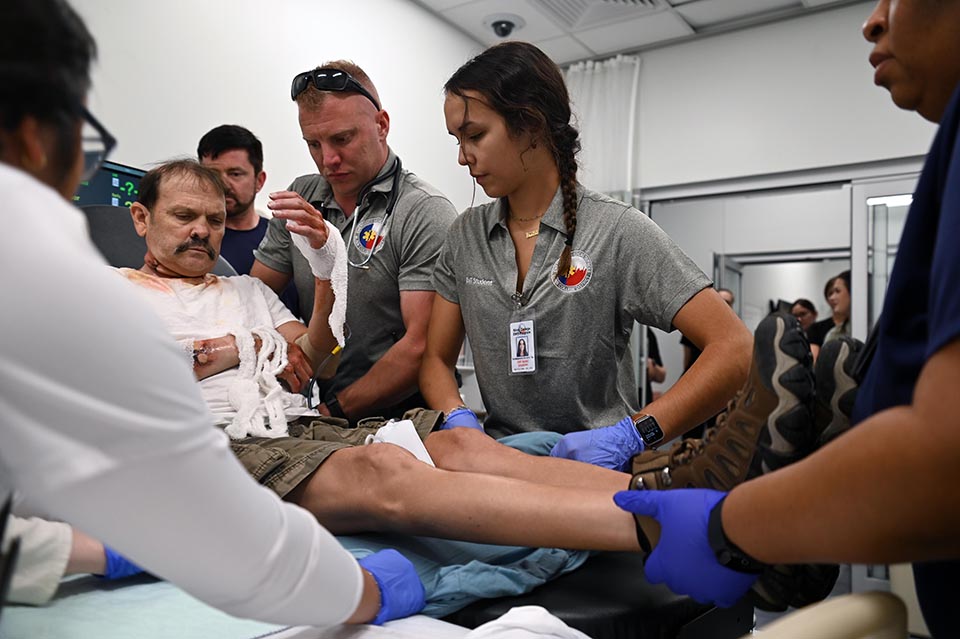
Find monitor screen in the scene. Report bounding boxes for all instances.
[72,160,145,209]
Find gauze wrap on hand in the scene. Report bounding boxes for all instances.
[289,221,348,348]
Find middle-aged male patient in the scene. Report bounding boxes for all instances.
[250,61,457,424]
[120,158,834,616]
[613,2,960,637]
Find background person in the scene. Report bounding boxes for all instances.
[197,125,267,274]
[251,62,457,423]
[0,0,422,626]
[197,124,300,315]
[790,298,818,334]
[614,2,960,636]
[823,269,852,344]
[421,42,752,476]
[806,275,843,359]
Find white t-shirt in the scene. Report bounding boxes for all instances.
[0,163,362,626]
[116,269,315,426]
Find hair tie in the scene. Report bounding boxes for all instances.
[564,235,573,246]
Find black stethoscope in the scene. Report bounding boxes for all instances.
[344,157,403,269]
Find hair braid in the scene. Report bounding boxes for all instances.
[555,123,580,278]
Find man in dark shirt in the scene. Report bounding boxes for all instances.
[198,125,299,314]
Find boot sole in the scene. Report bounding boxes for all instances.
[815,338,862,447]
[753,314,815,475]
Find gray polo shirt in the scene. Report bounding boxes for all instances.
[432,185,710,437]
[254,150,457,398]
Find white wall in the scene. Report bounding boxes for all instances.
[636,2,936,189]
[71,0,484,212]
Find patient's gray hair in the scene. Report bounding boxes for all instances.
[137,159,225,212]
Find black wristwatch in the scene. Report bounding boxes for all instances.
[632,414,664,449]
[707,498,765,574]
[324,392,347,420]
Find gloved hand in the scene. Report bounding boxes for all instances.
[441,407,484,432]
[549,416,643,471]
[101,545,143,580]
[613,489,758,607]
[358,549,426,625]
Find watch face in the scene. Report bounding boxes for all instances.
[634,416,664,446]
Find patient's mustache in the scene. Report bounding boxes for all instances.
[175,238,215,259]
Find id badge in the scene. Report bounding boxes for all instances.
[509,317,536,375]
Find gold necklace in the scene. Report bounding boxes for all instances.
[507,206,543,238]
[510,212,544,222]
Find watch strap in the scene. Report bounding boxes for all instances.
[324,392,347,420]
[707,497,765,574]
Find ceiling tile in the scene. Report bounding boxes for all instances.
[534,35,595,65]
[674,0,799,29]
[415,0,475,11]
[441,0,566,44]
[575,10,693,55]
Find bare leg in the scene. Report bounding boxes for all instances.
[425,427,631,493]
[286,442,655,551]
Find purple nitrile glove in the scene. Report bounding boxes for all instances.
[101,545,143,580]
[441,407,484,432]
[548,416,643,471]
[613,489,759,607]
[358,549,426,625]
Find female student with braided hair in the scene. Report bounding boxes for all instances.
[421,41,751,467]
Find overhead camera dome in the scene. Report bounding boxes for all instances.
[483,13,525,39]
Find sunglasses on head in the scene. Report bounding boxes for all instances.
[290,68,380,110]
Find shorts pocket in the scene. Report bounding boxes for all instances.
[229,442,290,484]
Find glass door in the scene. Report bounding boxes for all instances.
[867,194,913,329]
[851,175,919,339]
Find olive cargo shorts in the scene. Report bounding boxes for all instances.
[229,408,442,497]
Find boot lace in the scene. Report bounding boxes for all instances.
[670,391,742,466]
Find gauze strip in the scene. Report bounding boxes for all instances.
[289,221,348,348]
[225,326,299,439]
[226,328,262,439]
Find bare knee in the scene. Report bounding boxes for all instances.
[300,443,433,529]
[426,427,500,471]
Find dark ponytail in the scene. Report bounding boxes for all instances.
[445,41,582,278]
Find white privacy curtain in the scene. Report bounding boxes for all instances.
[564,55,641,201]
